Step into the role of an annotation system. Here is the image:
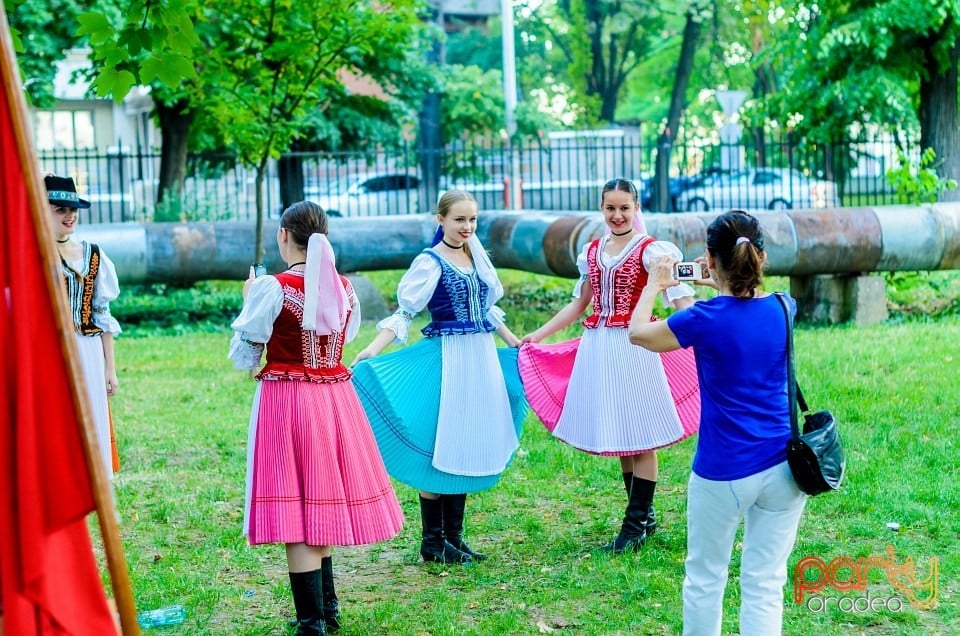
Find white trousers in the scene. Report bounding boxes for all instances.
[682,461,806,636]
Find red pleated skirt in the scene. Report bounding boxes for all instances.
[245,378,404,546]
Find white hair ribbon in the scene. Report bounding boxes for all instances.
[736,236,751,245]
[302,233,349,334]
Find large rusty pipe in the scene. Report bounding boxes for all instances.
[75,205,960,284]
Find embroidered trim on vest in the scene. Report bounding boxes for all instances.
[62,243,104,336]
[421,250,496,337]
[583,236,656,329]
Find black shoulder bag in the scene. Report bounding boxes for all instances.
[775,293,846,495]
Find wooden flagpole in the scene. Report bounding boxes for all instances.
[0,9,140,635]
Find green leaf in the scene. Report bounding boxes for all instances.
[155,53,196,88]
[140,55,163,86]
[113,70,138,103]
[76,11,111,37]
[8,25,22,53]
[92,68,118,98]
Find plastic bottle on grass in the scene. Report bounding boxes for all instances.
[137,604,186,628]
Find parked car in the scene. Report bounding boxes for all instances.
[305,172,420,216]
[641,167,727,211]
[674,168,840,212]
[640,176,690,211]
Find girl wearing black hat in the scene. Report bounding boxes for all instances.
[46,174,122,478]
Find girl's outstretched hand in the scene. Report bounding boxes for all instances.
[520,333,541,344]
[351,348,374,367]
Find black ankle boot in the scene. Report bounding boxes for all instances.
[603,477,656,554]
[419,495,471,563]
[320,556,340,632]
[622,472,655,536]
[442,494,487,561]
[289,570,327,635]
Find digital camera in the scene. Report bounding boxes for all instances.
[674,262,708,281]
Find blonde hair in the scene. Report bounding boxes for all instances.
[437,189,477,216]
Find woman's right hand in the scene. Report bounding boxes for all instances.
[693,256,720,290]
[520,332,542,344]
[242,266,256,300]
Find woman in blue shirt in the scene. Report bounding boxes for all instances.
[627,210,806,636]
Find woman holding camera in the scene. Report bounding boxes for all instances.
[518,177,700,553]
[628,210,806,635]
[230,201,403,635]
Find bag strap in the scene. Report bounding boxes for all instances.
[774,293,809,441]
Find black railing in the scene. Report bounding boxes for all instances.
[37,132,911,224]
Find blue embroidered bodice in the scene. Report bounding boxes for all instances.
[421,249,497,338]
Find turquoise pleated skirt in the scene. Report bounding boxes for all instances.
[353,336,527,494]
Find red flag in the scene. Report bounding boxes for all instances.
[0,14,120,636]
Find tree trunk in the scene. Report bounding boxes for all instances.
[155,98,194,204]
[599,89,618,122]
[254,155,268,264]
[653,7,703,212]
[278,154,305,210]
[919,35,960,202]
[418,4,444,214]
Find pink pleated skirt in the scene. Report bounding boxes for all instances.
[244,378,404,546]
[518,330,700,455]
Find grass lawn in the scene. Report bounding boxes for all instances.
[105,271,958,635]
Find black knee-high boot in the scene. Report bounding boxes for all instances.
[419,495,471,563]
[289,570,327,635]
[442,494,487,561]
[320,556,340,632]
[603,477,656,554]
[621,472,633,496]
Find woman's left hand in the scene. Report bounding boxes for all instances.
[648,256,680,291]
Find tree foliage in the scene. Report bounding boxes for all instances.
[522,0,667,123]
[756,0,960,198]
[203,0,426,259]
[76,0,199,102]
[6,0,93,106]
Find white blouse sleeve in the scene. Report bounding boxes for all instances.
[375,253,441,344]
[571,244,591,299]
[343,279,362,344]
[485,305,506,328]
[228,276,283,370]
[643,240,696,305]
[92,249,122,335]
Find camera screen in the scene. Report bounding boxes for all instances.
[677,264,695,278]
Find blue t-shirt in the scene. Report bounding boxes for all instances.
[667,293,794,480]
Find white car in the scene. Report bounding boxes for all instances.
[675,168,840,212]
[305,172,421,216]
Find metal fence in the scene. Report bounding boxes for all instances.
[37,131,912,224]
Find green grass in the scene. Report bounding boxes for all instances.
[104,271,959,635]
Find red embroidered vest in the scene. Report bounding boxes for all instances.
[257,271,353,384]
[582,236,656,329]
